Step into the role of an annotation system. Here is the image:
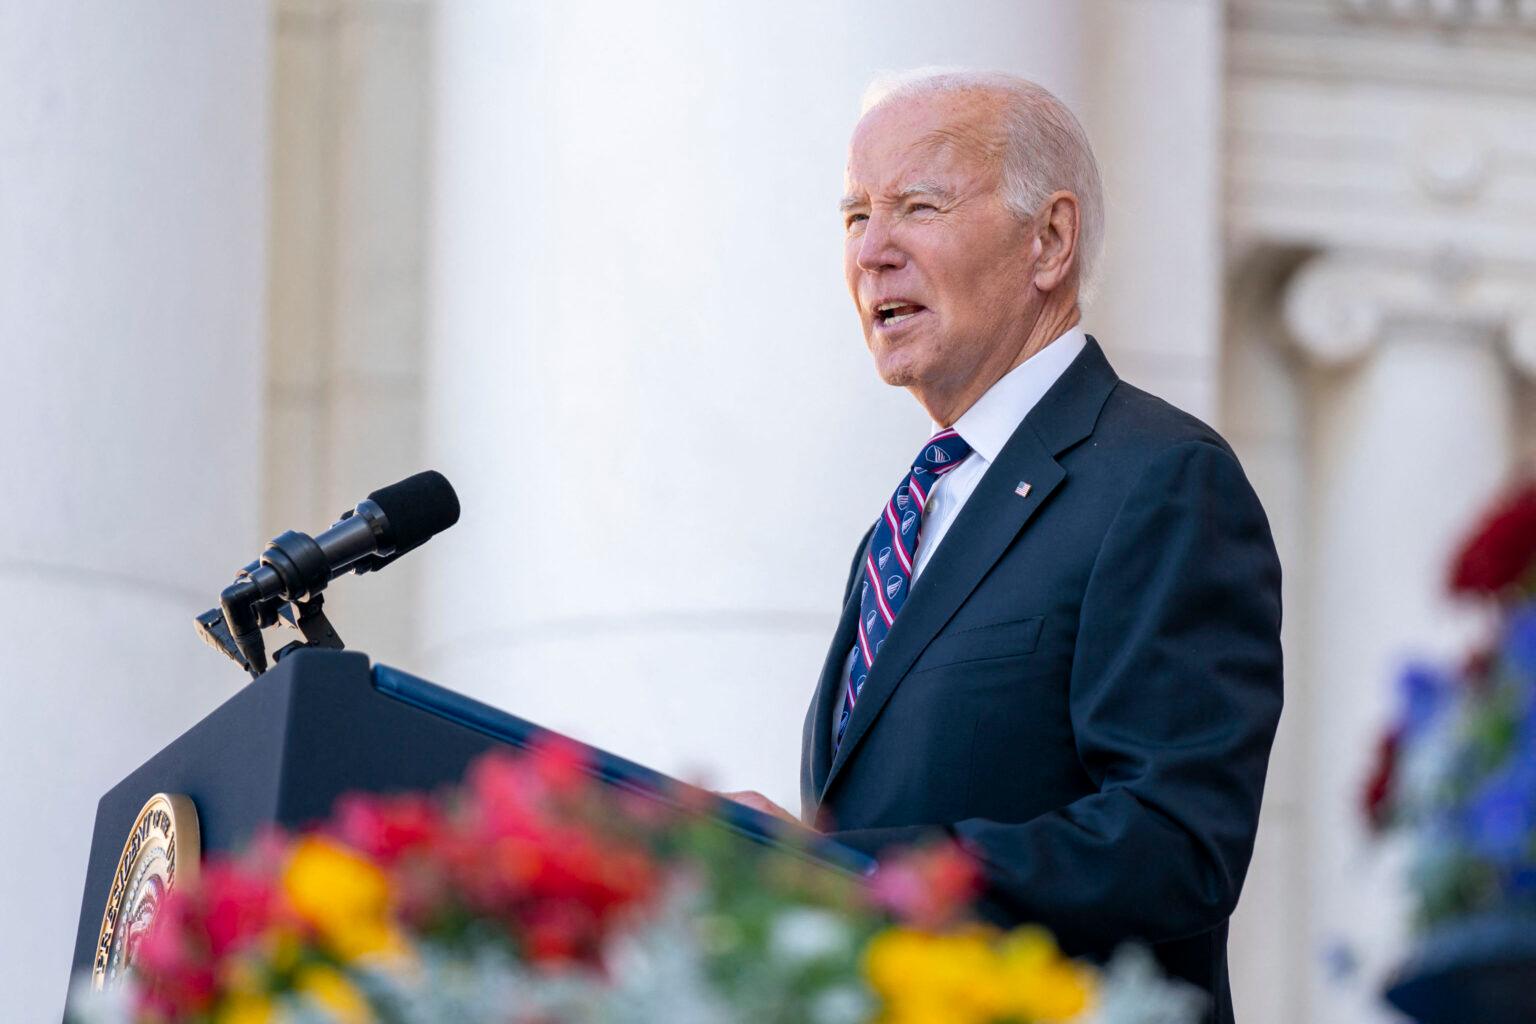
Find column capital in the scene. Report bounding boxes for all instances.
[1337,0,1536,34]
[1279,247,1536,378]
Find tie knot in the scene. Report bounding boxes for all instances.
[911,428,972,480]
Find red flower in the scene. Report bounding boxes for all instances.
[332,792,443,865]
[466,751,547,837]
[131,861,284,1017]
[527,734,594,797]
[1362,728,1401,832]
[1449,481,1536,597]
[868,841,982,929]
[374,750,662,964]
[202,864,284,957]
[522,901,601,963]
[132,891,217,1017]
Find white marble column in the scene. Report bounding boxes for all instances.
[0,2,269,1018]
[266,0,430,668]
[1080,0,1224,421]
[422,1,1086,808]
[1225,6,1536,1018]
[1281,250,1529,1024]
[1221,250,1313,1024]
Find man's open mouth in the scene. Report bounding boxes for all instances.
[874,301,927,327]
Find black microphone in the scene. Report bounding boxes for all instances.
[349,471,464,575]
[216,471,460,675]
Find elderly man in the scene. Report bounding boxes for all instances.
[729,71,1282,1023]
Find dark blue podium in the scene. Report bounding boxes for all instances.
[70,649,870,993]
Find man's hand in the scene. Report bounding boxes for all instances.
[719,790,802,826]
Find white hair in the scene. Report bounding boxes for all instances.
[860,68,1105,303]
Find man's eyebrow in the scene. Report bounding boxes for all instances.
[838,180,955,214]
[895,180,955,203]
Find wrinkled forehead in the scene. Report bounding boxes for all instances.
[844,94,1004,197]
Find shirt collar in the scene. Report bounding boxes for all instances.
[933,325,1088,464]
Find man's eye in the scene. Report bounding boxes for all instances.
[908,202,936,214]
[845,213,868,230]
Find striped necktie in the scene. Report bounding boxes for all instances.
[835,428,973,751]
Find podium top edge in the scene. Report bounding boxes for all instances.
[370,662,876,878]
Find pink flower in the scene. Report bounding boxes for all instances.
[868,842,981,929]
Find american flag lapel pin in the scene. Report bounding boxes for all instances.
[1014,481,1032,499]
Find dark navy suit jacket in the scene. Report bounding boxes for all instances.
[800,337,1283,1024]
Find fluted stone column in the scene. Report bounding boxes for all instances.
[422,1,1086,808]
[266,0,430,668]
[1220,250,1313,1024]
[1281,249,1530,1024]
[1226,6,1536,1017]
[1080,0,1224,421]
[0,3,269,1018]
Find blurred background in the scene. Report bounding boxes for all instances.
[4,0,1535,1020]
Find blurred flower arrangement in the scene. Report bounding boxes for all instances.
[1363,479,1536,928]
[71,739,1202,1024]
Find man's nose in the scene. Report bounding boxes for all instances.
[855,215,906,273]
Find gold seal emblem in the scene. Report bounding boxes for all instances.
[92,793,200,989]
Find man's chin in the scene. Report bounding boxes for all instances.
[871,351,924,389]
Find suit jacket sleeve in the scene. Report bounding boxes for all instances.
[832,440,1284,949]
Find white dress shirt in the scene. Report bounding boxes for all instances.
[909,324,1086,581]
[834,325,1088,749]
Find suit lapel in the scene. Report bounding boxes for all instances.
[820,432,1063,802]
[807,579,864,799]
[817,337,1119,805]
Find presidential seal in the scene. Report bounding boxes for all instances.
[92,793,200,989]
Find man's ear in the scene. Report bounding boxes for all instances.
[1031,192,1080,293]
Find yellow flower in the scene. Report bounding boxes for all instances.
[215,991,275,1024]
[865,927,994,1023]
[282,836,406,962]
[996,927,1095,1021]
[294,964,374,1024]
[864,924,1097,1024]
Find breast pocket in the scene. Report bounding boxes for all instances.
[915,615,1045,671]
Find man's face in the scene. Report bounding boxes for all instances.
[842,92,1042,401]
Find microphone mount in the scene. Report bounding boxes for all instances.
[196,535,354,680]
[195,471,459,680]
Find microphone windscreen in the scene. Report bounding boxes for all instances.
[369,470,461,550]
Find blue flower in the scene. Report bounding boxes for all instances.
[1508,865,1536,899]
[1398,663,1454,740]
[1461,768,1536,865]
[1505,605,1536,680]
[1517,712,1536,776]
